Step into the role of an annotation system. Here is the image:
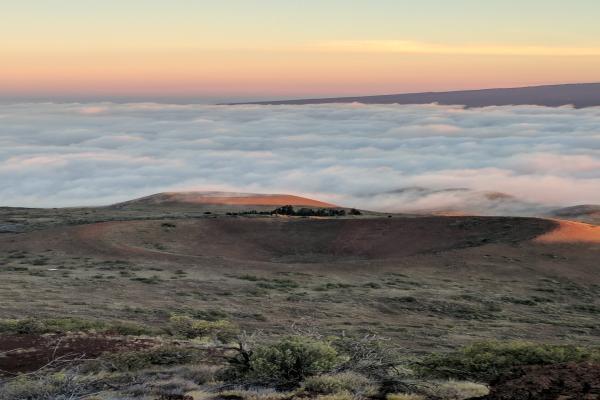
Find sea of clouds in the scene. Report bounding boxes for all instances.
[1,102,599,213]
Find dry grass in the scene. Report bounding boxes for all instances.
[1,206,599,398]
[423,380,489,400]
[386,394,425,400]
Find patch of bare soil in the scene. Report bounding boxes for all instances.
[0,333,156,375]
[475,363,600,400]
[534,220,600,244]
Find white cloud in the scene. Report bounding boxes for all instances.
[0,102,599,213]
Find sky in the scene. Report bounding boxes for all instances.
[2,0,600,101]
[2,102,599,211]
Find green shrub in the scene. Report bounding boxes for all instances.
[0,318,46,334]
[422,380,489,400]
[168,315,239,342]
[332,335,404,381]
[217,388,295,400]
[0,318,105,334]
[418,341,600,382]
[386,394,425,400]
[0,372,95,400]
[101,346,203,371]
[302,372,377,397]
[130,275,162,284]
[315,392,355,400]
[226,336,341,388]
[0,317,154,336]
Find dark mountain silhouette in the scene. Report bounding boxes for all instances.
[234,83,600,108]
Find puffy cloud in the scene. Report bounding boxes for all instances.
[0,102,599,213]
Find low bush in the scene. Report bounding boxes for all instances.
[218,388,295,400]
[0,317,154,336]
[422,380,489,400]
[418,340,600,382]
[0,318,47,334]
[130,275,163,284]
[168,315,239,342]
[256,279,299,290]
[302,371,378,397]
[100,346,204,371]
[332,335,405,381]
[386,394,425,400]
[176,364,220,384]
[225,336,341,388]
[125,376,199,399]
[0,371,96,400]
[315,392,355,400]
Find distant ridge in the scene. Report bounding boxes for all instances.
[112,191,337,208]
[232,83,600,108]
[549,204,600,225]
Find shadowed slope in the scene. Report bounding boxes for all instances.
[2,216,556,263]
[237,82,600,108]
[549,205,600,225]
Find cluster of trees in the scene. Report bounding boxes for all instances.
[271,205,361,217]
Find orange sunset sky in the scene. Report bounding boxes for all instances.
[2,0,600,100]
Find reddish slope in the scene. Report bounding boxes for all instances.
[534,219,600,244]
[113,191,337,208]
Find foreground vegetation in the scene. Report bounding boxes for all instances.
[1,316,599,399]
[1,207,598,398]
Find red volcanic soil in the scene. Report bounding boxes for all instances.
[114,191,337,208]
[479,363,600,400]
[534,220,600,244]
[0,334,156,375]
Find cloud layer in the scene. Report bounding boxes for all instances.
[1,102,599,213]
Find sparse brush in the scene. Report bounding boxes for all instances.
[99,346,204,372]
[218,388,296,400]
[126,376,200,398]
[175,364,220,384]
[0,317,156,336]
[332,334,408,381]
[315,392,356,400]
[421,380,489,400]
[417,340,600,382]
[386,394,425,400]
[223,335,341,388]
[302,371,378,397]
[0,370,98,400]
[168,315,239,342]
